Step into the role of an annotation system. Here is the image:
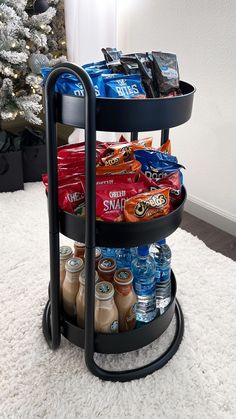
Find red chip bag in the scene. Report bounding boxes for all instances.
[96,182,146,221]
[124,188,170,222]
[80,173,136,190]
[58,181,85,213]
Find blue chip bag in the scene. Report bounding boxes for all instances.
[41,67,109,97]
[103,74,146,98]
[134,149,184,181]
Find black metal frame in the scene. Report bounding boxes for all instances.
[42,63,193,381]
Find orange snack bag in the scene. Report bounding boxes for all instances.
[124,188,170,222]
[96,159,141,179]
[158,139,171,154]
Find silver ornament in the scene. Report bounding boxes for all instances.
[28,53,50,74]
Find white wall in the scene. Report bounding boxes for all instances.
[117,0,236,232]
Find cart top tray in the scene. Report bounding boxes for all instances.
[59,186,186,247]
[56,81,195,132]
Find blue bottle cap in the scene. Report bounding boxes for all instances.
[138,246,149,256]
[158,240,166,245]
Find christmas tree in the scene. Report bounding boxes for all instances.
[0,0,67,125]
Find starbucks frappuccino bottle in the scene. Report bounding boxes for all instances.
[74,242,86,260]
[62,257,84,317]
[95,282,119,333]
[95,248,102,270]
[76,269,99,328]
[114,269,137,332]
[60,246,73,294]
[98,258,116,283]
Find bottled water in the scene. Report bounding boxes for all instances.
[150,240,172,314]
[131,246,157,323]
[115,247,137,269]
[100,247,116,259]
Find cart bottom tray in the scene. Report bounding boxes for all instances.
[61,271,177,354]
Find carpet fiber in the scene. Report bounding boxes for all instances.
[0,183,236,418]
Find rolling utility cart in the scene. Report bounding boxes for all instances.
[42,63,195,382]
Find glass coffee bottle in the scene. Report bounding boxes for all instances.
[62,257,84,317]
[95,281,119,333]
[76,269,99,328]
[114,268,137,332]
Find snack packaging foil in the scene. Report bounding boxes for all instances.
[103,74,146,98]
[96,182,146,221]
[96,159,141,178]
[152,51,181,96]
[124,188,170,222]
[134,149,184,180]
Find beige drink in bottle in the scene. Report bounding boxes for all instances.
[76,269,99,328]
[98,258,116,283]
[95,281,119,333]
[60,246,73,294]
[114,269,137,332]
[74,242,86,260]
[62,257,84,317]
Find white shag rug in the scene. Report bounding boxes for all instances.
[0,183,236,419]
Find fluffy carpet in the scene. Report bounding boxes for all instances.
[0,183,235,419]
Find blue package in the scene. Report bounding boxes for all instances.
[134,149,184,181]
[41,67,109,97]
[103,74,146,98]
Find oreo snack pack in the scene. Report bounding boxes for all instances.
[103,73,146,98]
[152,52,181,96]
[134,149,184,181]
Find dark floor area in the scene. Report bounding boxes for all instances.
[181,212,236,261]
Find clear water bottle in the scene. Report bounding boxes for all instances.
[100,247,116,259]
[131,245,157,323]
[150,240,172,314]
[115,248,133,269]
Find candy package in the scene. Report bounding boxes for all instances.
[102,74,146,99]
[124,188,170,222]
[96,182,146,221]
[152,52,181,97]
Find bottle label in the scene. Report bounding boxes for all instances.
[110,320,119,333]
[134,282,156,296]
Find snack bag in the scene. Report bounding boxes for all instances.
[58,181,85,214]
[80,173,136,189]
[152,52,181,96]
[158,139,171,154]
[124,188,170,222]
[134,149,183,180]
[96,159,141,178]
[96,182,146,221]
[103,74,146,98]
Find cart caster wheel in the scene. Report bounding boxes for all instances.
[42,299,52,348]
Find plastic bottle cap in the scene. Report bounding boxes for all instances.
[65,257,84,273]
[138,246,149,257]
[114,268,133,285]
[79,269,99,285]
[95,281,114,300]
[98,258,116,273]
[60,246,73,260]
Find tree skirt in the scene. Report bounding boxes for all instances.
[0,183,235,418]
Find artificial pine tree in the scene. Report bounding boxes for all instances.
[0,0,67,125]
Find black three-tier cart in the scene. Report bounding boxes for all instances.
[42,63,195,382]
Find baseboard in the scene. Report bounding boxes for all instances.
[185,195,236,237]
